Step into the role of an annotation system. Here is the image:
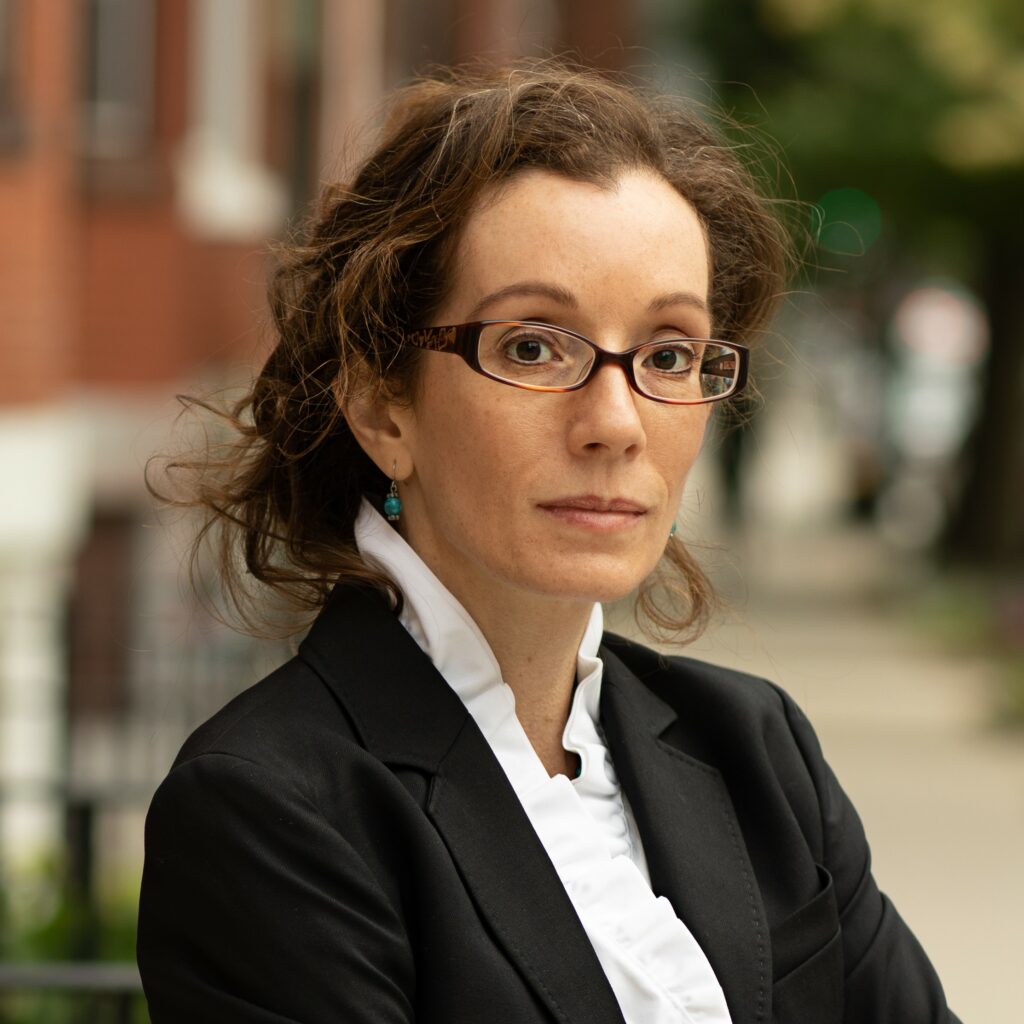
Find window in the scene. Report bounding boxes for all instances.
[80,0,156,160]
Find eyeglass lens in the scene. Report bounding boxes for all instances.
[476,323,738,401]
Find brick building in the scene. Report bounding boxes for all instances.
[0,0,640,875]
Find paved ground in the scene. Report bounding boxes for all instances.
[610,524,1022,1023]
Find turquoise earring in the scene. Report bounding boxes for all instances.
[669,521,678,539]
[384,462,402,522]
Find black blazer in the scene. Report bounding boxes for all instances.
[137,585,961,1023]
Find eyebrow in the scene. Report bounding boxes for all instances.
[646,291,711,316]
[467,282,577,320]
[467,281,710,320]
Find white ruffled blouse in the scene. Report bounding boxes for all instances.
[355,501,732,1024]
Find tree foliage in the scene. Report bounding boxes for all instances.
[675,0,1024,563]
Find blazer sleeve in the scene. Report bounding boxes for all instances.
[776,689,963,1024]
[137,751,415,1024]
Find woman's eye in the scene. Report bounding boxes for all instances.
[504,335,556,363]
[644,344,695,373]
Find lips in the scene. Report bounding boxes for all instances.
[538,495,648,514]
[536,496,649,532]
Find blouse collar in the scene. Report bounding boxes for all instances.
[352,499,603,715]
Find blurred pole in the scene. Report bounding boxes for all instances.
[287,0,320,213]
[178,0,287,240]
[944,235,1024,566]
[64,799,98,961]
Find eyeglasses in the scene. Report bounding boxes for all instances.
[402,321,748,405]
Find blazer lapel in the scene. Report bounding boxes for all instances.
[428,718,625,1024]
[299,587,625,1024]
[599,643,771,1024]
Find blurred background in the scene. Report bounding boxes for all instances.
[0,0,1021,1021]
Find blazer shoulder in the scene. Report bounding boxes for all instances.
[601,631,789,720]
[599,631,824,790]
[171,654,363,788]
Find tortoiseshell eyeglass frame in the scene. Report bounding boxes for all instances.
[401,320,749,406]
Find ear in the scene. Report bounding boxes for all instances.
[341,382,416,481]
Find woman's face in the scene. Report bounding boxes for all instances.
[391,168,713,610]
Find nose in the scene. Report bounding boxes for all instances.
[566,360,647,458]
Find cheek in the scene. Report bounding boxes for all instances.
[650,409,710,494]
[410,370,545,519]
[678,422,708,476]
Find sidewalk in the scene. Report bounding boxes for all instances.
[613,525,1022,1023]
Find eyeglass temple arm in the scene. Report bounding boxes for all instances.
[402,325,472,354]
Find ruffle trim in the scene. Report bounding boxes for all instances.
[518,774,730,1024]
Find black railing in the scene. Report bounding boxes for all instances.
[0,570,290,1022]
[0,962,144,1023]
[0,780,152,1023]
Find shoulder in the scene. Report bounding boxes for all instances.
[600,632,827,799]
[601,631,796,726]
[147,647,430,890]
[166,652,376,807]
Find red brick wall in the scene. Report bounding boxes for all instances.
[1,0,641,405]
[0,0,79,404]
[1,0,276,402]
[77,0,270,386]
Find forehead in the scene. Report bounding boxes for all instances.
[443,169,710,318]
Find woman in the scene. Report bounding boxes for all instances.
[137,63,960,1023]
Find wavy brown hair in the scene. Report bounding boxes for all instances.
[152,59,790,641]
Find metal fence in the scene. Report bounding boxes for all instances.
[0,517,291,1022]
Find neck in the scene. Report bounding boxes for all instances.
[384,504,597,778]
[465,590,593,778]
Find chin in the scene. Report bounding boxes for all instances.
[509,552,659,606]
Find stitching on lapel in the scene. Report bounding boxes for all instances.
[654,737,721,777]
[657,739,769,1023]
[450,867,575,1024]
[427,771,587,1024]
